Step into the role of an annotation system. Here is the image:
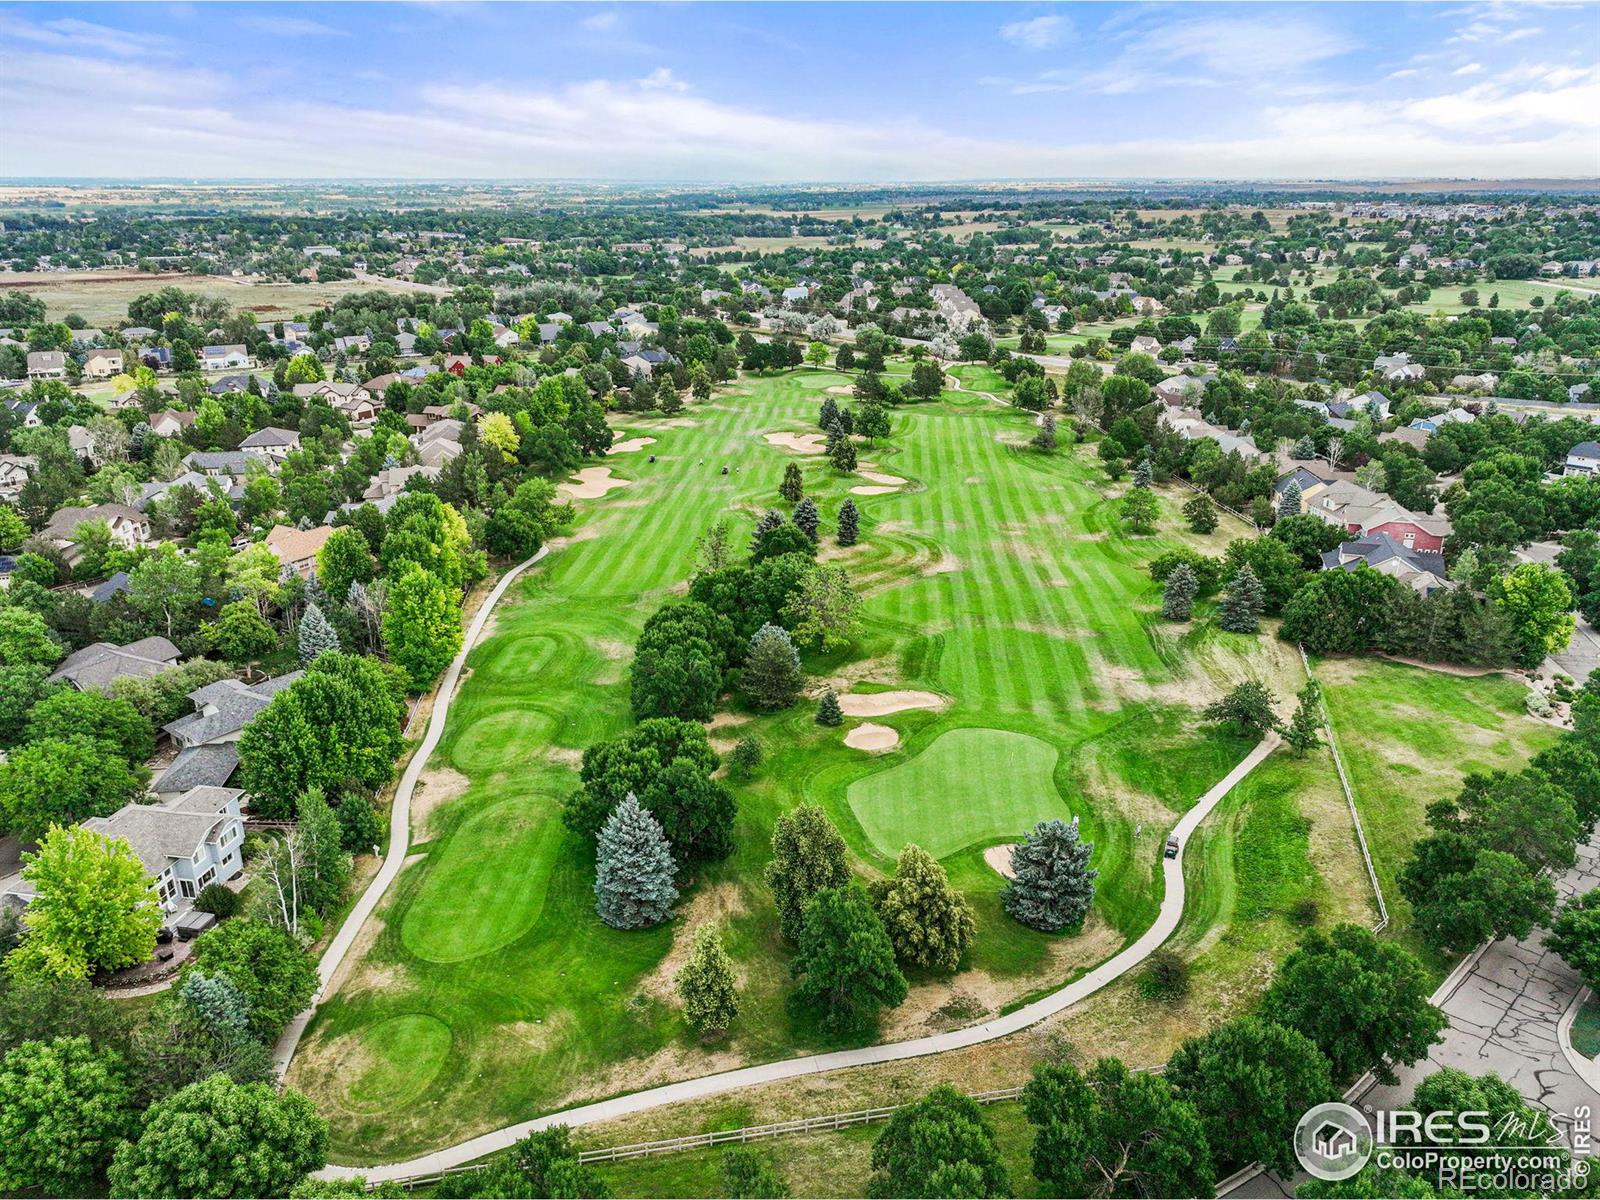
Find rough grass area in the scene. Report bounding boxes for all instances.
[1572,997,1600,1061]
[292,366,1355,1164]
[1316,657,1560,968]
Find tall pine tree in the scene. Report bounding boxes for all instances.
[1162,563,1198,622]
[1277,480,1303,519]
[744,624,803,710]
[780,462,804,504]
[677,923,739,1037]
[1002,817,1098,932]
[818,395,840,432]
[297,602,341,663]
[836,499,860,546]
[793,497,820,543]
[594,793,678,930]
[815,688,843,726]
[1219,564,1265,633]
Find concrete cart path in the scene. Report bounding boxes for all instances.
[320,732,1282,1183]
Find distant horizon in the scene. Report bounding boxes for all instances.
[2,1,1596,181]
[4,176,1600,189]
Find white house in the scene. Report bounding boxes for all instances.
[200,344,253,371]
[82,348,124,379]
[1564,441,1600,477]
[0,453,35,500]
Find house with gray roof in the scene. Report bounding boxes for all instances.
[48,636,180,692]
[82,786,246,912]
[164,671,303,753]
[1321,532,1452,596]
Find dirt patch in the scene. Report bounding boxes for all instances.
[838,689,948,717]
[641,882,750,1004]
[608,436,657,455]
[763,431,828,454]
[851,484,901,496]
[558,466,632,500]
[546,746,583,768]
[1377,653,1508,678]
[595,638,630,661]
[707,711,752,730]
[922,555,963,576]
[984,844,1018,879]
[411,765,472,838]
[844,722,899,752]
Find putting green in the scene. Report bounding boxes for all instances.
[401,796,563,962]
[341,1015,452,1114]
[847,727,1066,859]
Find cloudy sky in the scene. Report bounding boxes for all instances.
[2,1,1596,181]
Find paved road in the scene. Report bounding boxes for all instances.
[272,547,550,1079]
[318,733,1282,1182]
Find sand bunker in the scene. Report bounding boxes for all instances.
[858,469,907,486]
[850,485,900,496]
[764,431,827,454]
[825,385,855,395]
[984,844,1018,879]
[558,467,632,500]
[837,690,947,717]
[607,436,656,455]
[844,722,899,752]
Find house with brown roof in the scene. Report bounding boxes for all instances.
[264,523,334,578]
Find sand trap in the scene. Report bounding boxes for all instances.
[764,431,827,454]
[607,436,656,455]
[837,690,947,717]
[984,844,1018,879]
[825,385,855,395]
[850,485,900,496]
[858,470,907,486]
[844,722,899,752]
[558,467,632,500]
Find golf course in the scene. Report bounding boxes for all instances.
[288,366,1418,1162]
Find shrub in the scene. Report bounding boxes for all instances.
[1138,949,1190,1001]
[194,883,240,918]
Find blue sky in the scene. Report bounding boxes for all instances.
[2,2,1596,180]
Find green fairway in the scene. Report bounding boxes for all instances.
[847,728,1064,859]
[341,1015,453,1114]
[291,365,1345,1163]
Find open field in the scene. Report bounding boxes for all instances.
[293,366,1364,1165]
[1316,657,1560,969]
[0,270,423,325]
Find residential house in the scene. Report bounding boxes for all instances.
[263,523,334,578]
[929,283,983,330]
[1564,441,1600,477]
[83,787,247,912]
[0,454,35,501]
[1153,374,1212,407]
[1273,466,1334,508]
[1373,352,1426,384]
[200,345,253,371]
[1321,532,1452,596]
[362,465,438,504]
[1409,407,1476,435]
[48,636,181,692]
[137,346,172,370]
[1129,335,1162,356]
[1451,372,1499,393]
[293,381,377,425]
[147,410,196,438]
[43,502,152,564]
[82,348,124,379]
[159,672,304,794]
[26,350,66,380]
[332,335,370,355]
[183,450,259,477]
[1305,479,1450,552]
[1330,390,1391,421]
[238,426,301,462]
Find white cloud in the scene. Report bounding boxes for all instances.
[637,67,688,92]
[580,11,619,33]
[1454,62,1483,74]
[999,14,1067,51]
[237,14,346,37]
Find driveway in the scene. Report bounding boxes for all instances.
[1551,615,1600,686]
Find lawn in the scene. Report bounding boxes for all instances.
[1316,657,1560,966]
[291,366,1341,1163]
[1571,997,1600,1061]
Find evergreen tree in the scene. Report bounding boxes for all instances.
[676,923,739,1037]
[749,509,785,555]
[730,736,762,776]
[1283,679,1323,757]
[1218,564,1265,633]
[780,462,803,504]
[818,395,840,433]
[793,497,820,543]
[1133,456,1153,488]
[1291,435,1317,459]
[790,882,907,1034]
[744,624,803,710]
[296,602,340,663]
[1277,480,1303,519]
[1032,413,1057,452]
[874,844,976,973]
[815,688,843,726]
[765,804,850,941]
[831,436,858,473]
[836,499,860,547]
[1002,817,1097,932]
[594,793,678,930]
[1162,563,1198,622]
[824,417,846,452]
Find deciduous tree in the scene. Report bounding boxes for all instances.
[765,804,851,942]
[873,844,975,973]
[867,1085,1010,1199]
[790,882,906,1035]
[677,923,739,1036]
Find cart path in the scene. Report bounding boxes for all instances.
[271,546,550,1080]
[319,731,1282,1182]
